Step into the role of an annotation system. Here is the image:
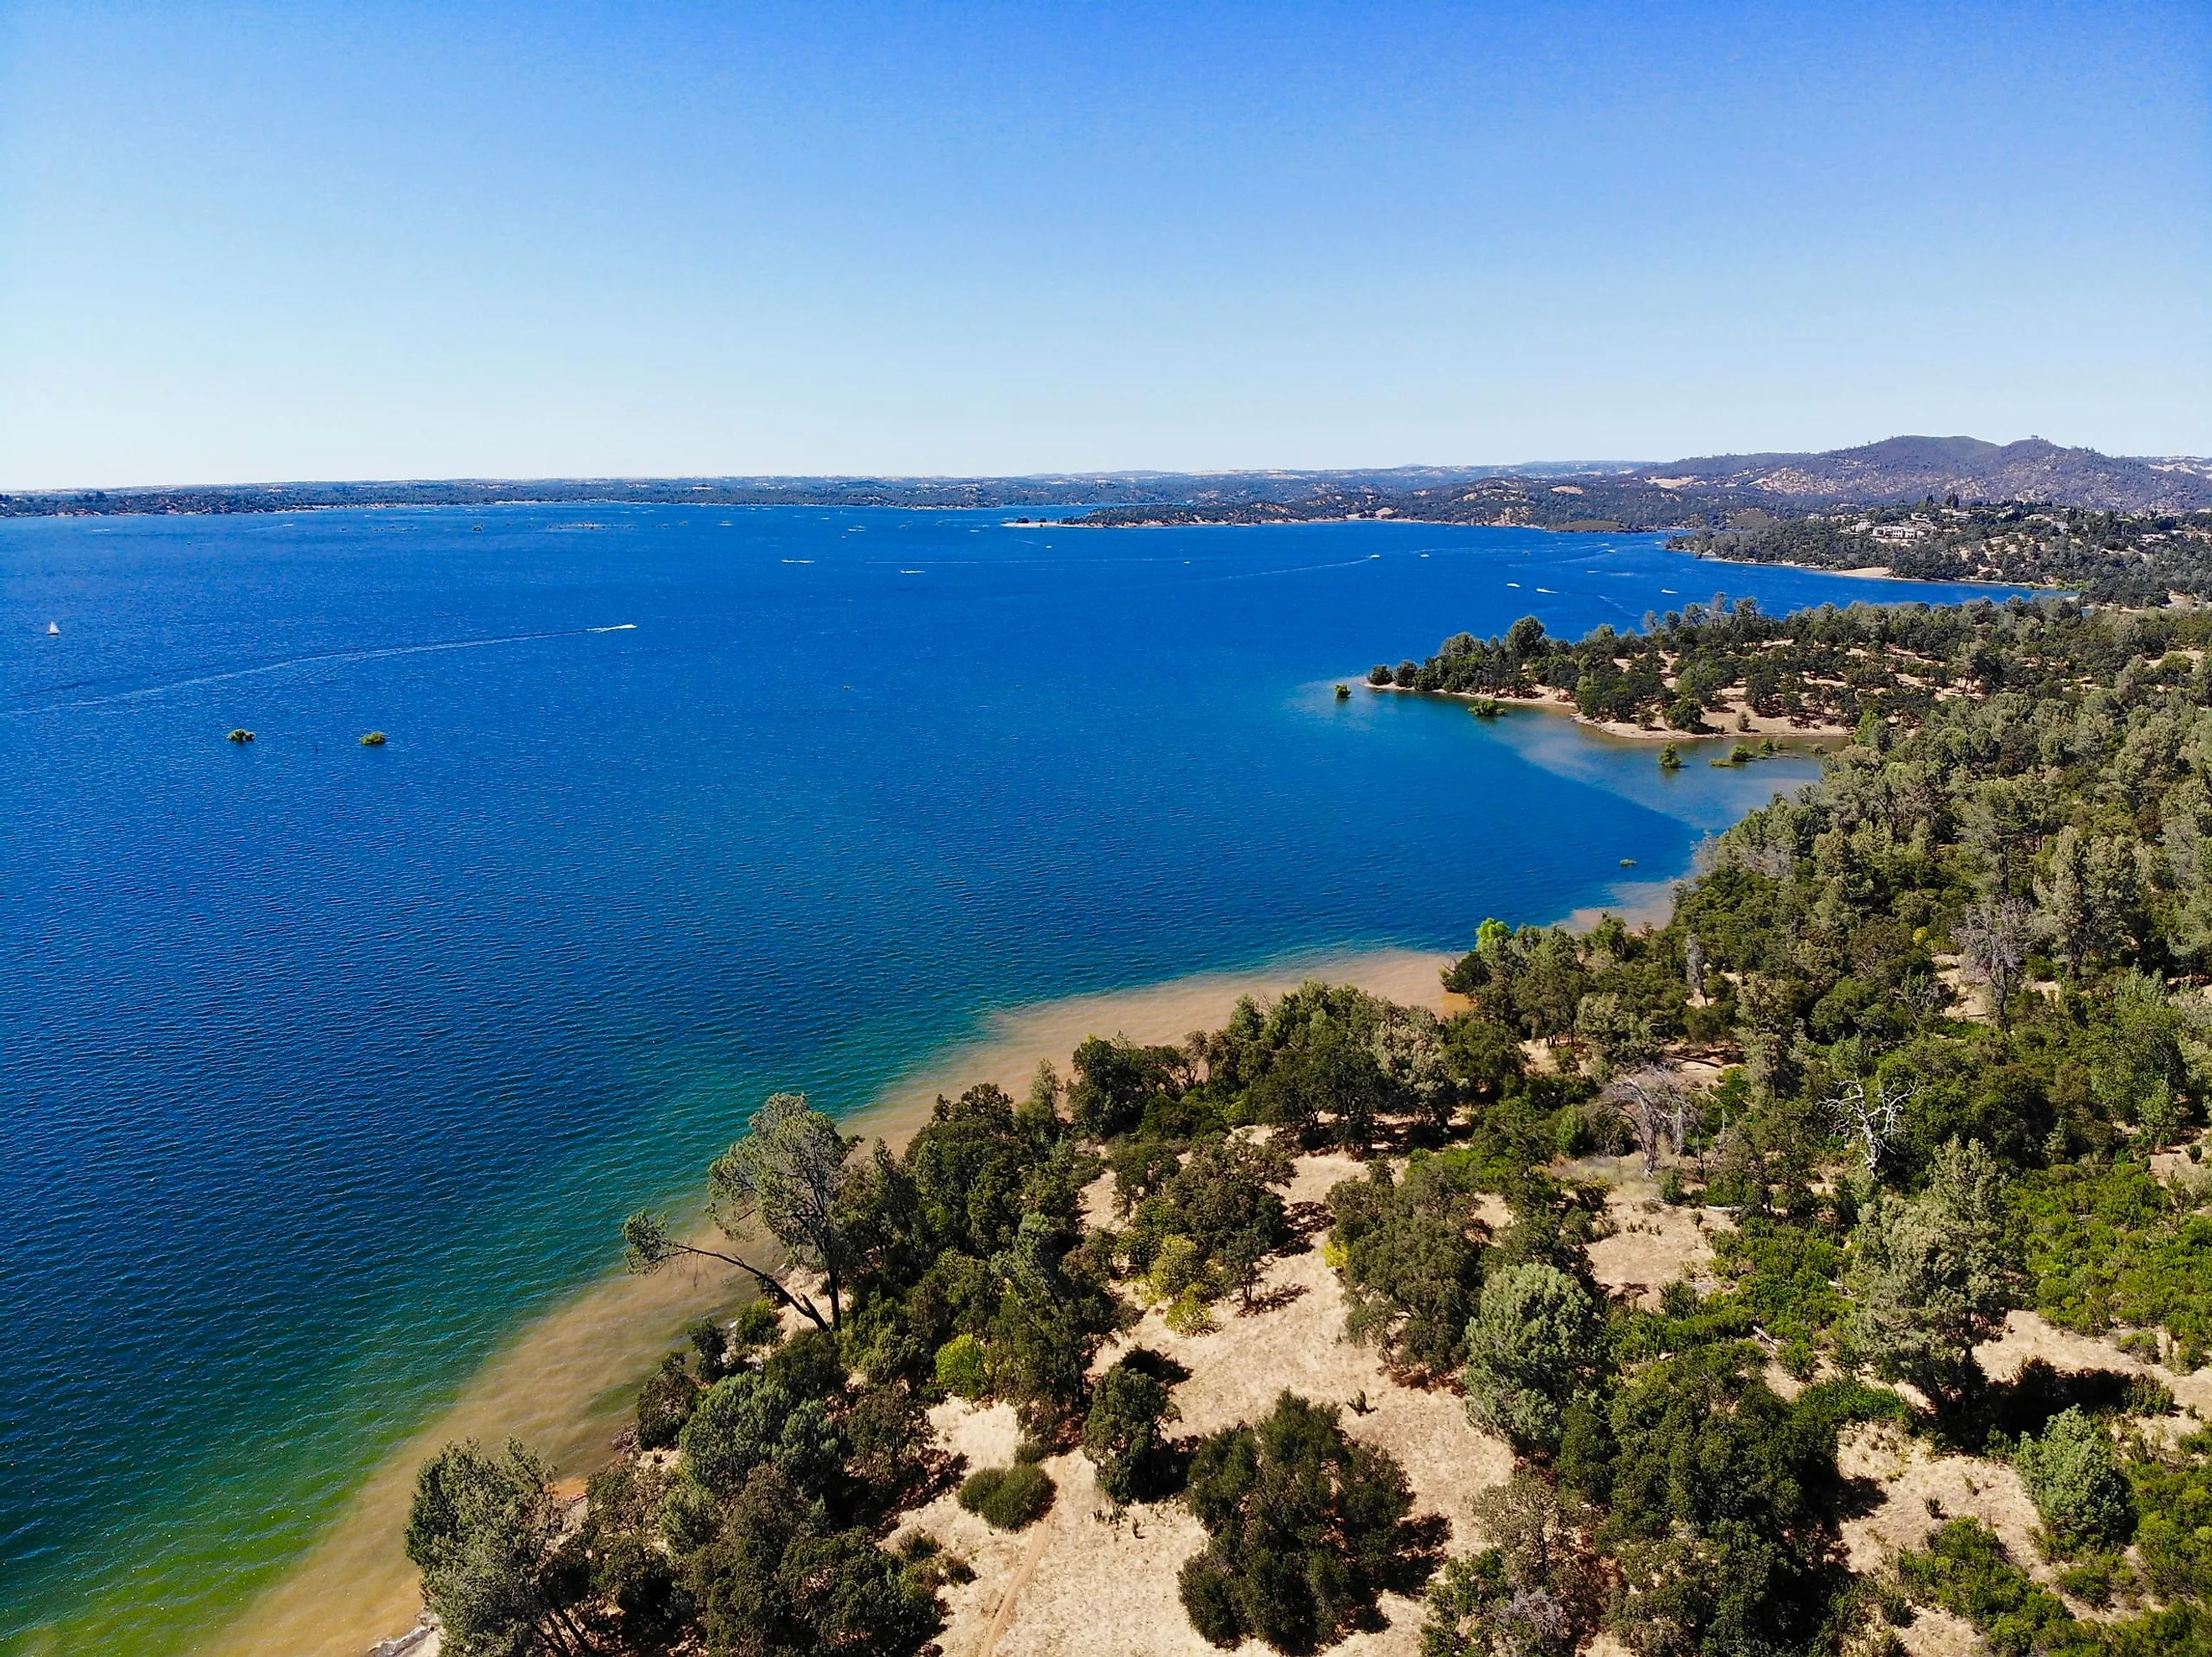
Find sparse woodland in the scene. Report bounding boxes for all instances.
[1672,505,2212,607]
[410,598,2212,1657]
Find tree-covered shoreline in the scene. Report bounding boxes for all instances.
[408,597,2212,1657]
[1672,503,2212,607]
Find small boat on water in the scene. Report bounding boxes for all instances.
[47,622,59,635]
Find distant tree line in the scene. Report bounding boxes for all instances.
[1672,502,2212,605]
[1373,591,2212,734]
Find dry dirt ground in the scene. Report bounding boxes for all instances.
[909,1150,2212,1657]
[1581,1182,1734,1309]
[903,1151,1514,1657]
[1831,1307,2212,1649]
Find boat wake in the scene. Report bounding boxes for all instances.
[5,625,638,717]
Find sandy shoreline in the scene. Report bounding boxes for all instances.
[1695,552,1897,581]
[206,947,1460,1657]
[1362,679,1856,745]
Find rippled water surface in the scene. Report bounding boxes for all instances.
[0,506,2013,1652]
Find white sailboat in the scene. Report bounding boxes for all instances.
[47,621,59,635]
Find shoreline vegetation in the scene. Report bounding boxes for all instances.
[372,593,2212,1657]
[215,951,1464,1657]
[1361,679,1858,746]
[1356,594,1997,745]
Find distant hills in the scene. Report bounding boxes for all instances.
[1071,438,2212,530]
[3,436,2207,521]
[1656,436,2212,514]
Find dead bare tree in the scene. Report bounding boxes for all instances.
[1955,896,2037,1031]
[1826,1073,1921,1178]
[1601,1069,1694,1176]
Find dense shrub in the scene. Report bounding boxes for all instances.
[1082,1350,1181,1504]
[1177,1391,1431,1654]
[2016,1408,2136,1551]
[1460,1262,1603,1453]
[957,1463,1056,1531]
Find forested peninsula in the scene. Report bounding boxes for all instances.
[401,596,2212,1657]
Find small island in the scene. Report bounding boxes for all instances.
[225,729,254,743]
[360,730,388,746]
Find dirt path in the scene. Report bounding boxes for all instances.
[974,1504,1060,1657]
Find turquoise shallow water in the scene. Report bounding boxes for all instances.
[0,506,2013,1652]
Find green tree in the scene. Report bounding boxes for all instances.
[685,1466,943,1657]
[623,1092,861,1330]
[404,1439,589,1657]
[1603,1349,1849,1657]
[1843,1139,2018,1406]
[1123,1133,1295,1313]
[1331,1156,1488,1377]
[1083,1350,1181,1504]
[678,1371,844,1501]
[1069,1035,1188,1138]
[1420,1473,1597,1657]
[1178,1391,1429,1654]
[985,1211,1118,1435]
[1248,1025,1394,1154]
[2016,1407,2136,1551]
[636,1350,702,1450]
[1461,1262,1604,1453]
[1441,1014,1527,1102]
[577,1458,680,1643]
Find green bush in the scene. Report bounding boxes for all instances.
[934,1334,991,1400]
[636,1351,700,1450]
[728,1298,783,1355]
[1898,1520,2105,1657]
[1460,1262,1604,1453]
[957,1463,1056,1531]
[1177,1391,1427,1653]
[2132,1423,2212,1603]
[1083,1351,1180,1504]
[2018,1162,2212,1371]
[2015,1408,2136,1551]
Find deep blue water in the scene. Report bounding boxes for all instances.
[0,506,2016,1650]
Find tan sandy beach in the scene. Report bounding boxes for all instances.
[207,947,1457,1657]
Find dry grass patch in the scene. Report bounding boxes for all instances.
[903,1150,1513,1657]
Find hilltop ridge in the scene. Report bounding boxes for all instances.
[7,436,2207,521]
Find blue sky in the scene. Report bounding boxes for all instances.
[1,2,2206,487]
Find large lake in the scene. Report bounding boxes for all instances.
[0,507,2013,1652]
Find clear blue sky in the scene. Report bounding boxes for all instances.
[2,1,2206,488]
